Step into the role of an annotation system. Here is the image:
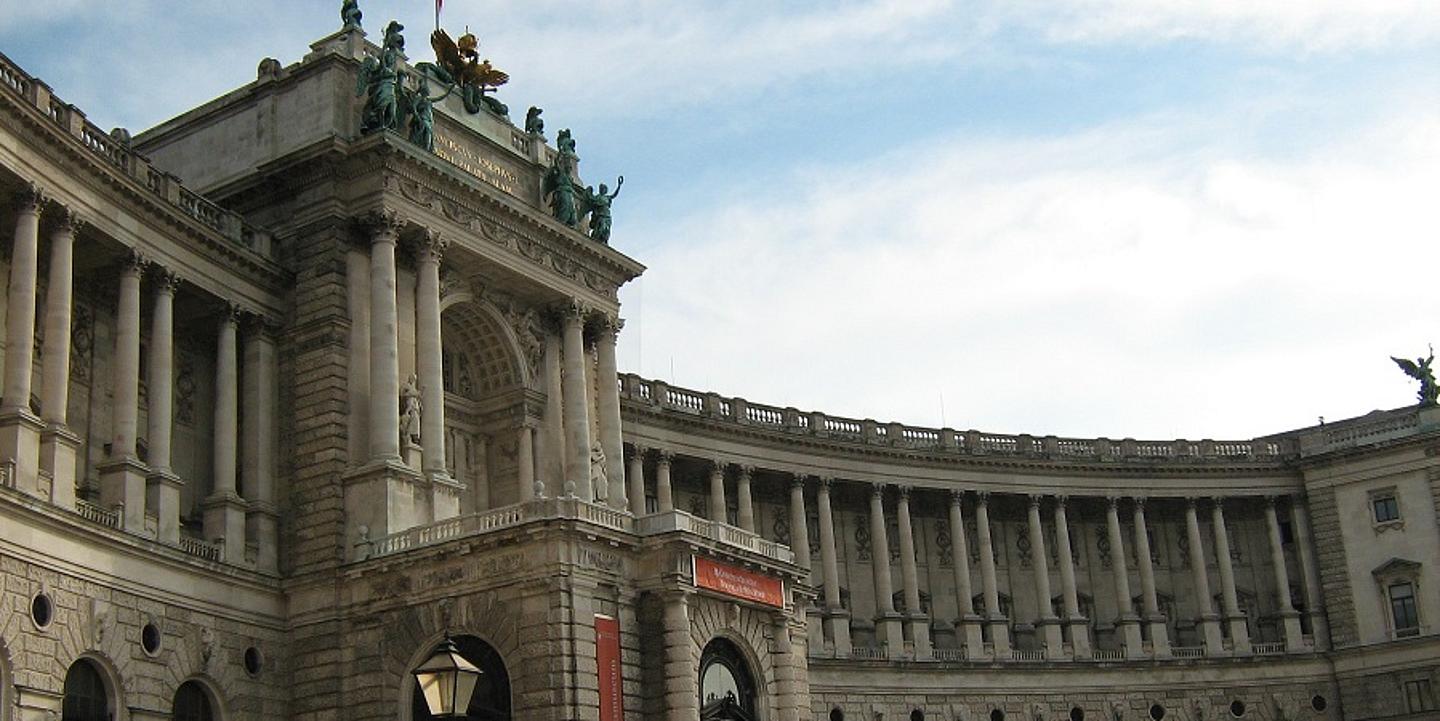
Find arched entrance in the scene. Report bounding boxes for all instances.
[61,659,114,721]
[699,638,758,721]
[410,636,511,721]
[172,680,218,721]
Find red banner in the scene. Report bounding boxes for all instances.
[595,614,624,721]
[693,556,786,608]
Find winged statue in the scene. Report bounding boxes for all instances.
[417,29,510,118]
[1391,346,1438,406]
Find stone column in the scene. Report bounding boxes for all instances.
[627,445,647,515]
[1053,496,1089,657]
[975,492,1010,655]
[896,486,931,657]
[869,483,903,651]
[243,317,279,571]
[414,231,449,479]
[560,301,592,499]
[515,423,535,502]
[345,247,370,466]
[948,491,984,652]
[707,460,727,523]
[204,305,246,564]
[367,213,403,462]
[38,208,80,509]
[736,465,756,532]
[539,331,564,493]
[655,450,674,512]
[98,250,148,533]
[1211,498,1251,653]
[1290,498,1328,650]
[771,613,799,721]
[1265,497,1305,651]
[1105,497,1144,657]
[1185,498,1225,655]
[145,269,182,544]
[661,592,698,721]
[594,315,626,510]
[1132,498,1170,656]
[788,475,811,571]
[0,185,45,497]
[817,477,851,654]
[1027,495,1063,658]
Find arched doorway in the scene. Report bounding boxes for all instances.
[699,638,758,721]
[61,660,112,721]
[410,636,511,721]
[172,681,217,721]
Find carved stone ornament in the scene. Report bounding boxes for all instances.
[50,204,83,235]
[358,209,405,243]
[153,266,181,294]
[121,248,150,275]
[416,229,449,262]
[13,182,45,213]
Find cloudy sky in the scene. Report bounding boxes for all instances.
[3,1,1438,440]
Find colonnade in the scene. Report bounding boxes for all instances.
[623,444,1329,661]
[1,186,278,570]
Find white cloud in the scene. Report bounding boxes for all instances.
[618,107,1440,439]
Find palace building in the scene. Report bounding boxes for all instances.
[1,11,1438,721]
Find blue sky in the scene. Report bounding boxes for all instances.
[3,1,1438,439]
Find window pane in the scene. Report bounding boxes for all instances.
[1373,496,1399,522]
[1390,583,1419,632]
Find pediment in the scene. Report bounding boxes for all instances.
[1372,557,1422,578]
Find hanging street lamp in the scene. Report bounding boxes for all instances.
[413,636,483,718]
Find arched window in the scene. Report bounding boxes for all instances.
[411,636,511,721]
[62,661,110,721]
[173,681,215,721]
[699,638,757,721]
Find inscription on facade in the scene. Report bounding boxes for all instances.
[435,135,521,196]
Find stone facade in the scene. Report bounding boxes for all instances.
[1,16,1439,721]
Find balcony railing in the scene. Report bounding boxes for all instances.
[634,509,795,564]
[362,496,634,560]
[1171,646,1206,659]
[75,499,120,528]
[931,647,968,662]
[848,646,888,660]
[179,536,223,562]
[1251,642,1286,655]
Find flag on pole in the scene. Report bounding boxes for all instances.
[435,0,442,30]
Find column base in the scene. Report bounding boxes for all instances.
[988,615,1011,656]
[146,469,184,544]
[343,459,426,560]
[1036,616,1065,659]
[876,613,905,656]
[429,471,463,521]
[1307,612,1330,651]
[908,613,932,659]
[806,607,826,653]
[1197,613,1226,656]
[203,492,248,565]
[955,614,986,656]
[246,499,279,572]
[1147,614,1172,657]
[98,456,149,534]
[1065,616,1092,658]
[1115,614,1145,658]
[1280,609,1306,652]
[1226,615,1252,654]
[827,610,852,656]
[0,408,44,499]
[39,424,80,509]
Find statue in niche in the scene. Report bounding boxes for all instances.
[356,21,406,133]
[400,374,422,447]
[1392,346,1438,406]
[581,177,623,244]
[341,0,363,29]
[542,160,580,227]
[590,442,608,502]
[525,106,544,136]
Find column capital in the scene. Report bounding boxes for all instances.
[358,209,405,244]
[1055,494,1069,508]
[655,449,674,466]
[736,464,755,480]
[218,300,245,326]
[120,248,149,275]
[871,482,887,498]
[1185,496,1202,509]
[628,443,649,461]
[560,298,589,322]
[1028,493,1044,508]
[708,458,728,474]
[1133,496,1148,510]
[897,484,914,500]
[949,488,965,506]
[49,204,84,236]
[243,311,284,339]
[790,474,806,490]
[415,228,448,263]
[1210,496,1227,510]
[817,475,835,491]
[1264,495,1282,508]
[151,266,181,294]
[13,183,45,214]
[976,490,991,504]
[1106,495,1121,510]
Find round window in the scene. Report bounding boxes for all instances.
[830,709,845,721]
[911,710,924,721]
[1311,696,1327,712]
[1230,700,1246,717]
[31,593,53,629]
[244,646,263,676]
[141,623,161,655]
[1071,707,1085,721]
[1150,704,1166,720]
[990,710,1005,721]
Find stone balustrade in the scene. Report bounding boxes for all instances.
[621,374,1290,464]
[360,496,636,561]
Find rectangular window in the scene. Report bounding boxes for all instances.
[1373,495,1400,523]
[1390,582,1420,636]
[1406,679,1437,713]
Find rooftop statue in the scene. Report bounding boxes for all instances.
[419,28,510,118]
[525,106,544,136]
[542,161,580,227]
[355,23,405,134]
[1392,346,1438,406]
[581,177,623,244]
[407,77,438,152]
[340,0,362,30]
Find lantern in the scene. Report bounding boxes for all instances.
[413,637,482,717]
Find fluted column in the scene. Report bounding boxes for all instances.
[1185,498,1225,655]
[99,250,148,532]
[1211,498,1251,653]
[38,208,80,509]
[655,450,674,512]
[560,301,592,499]
[243,317,279,570]
[896,486,930,657]
[817,477,850,653]
[1290,499,1328,650]
[1132,498,1170,656]
[974,492,1009,655]
[146,269,182,544]
[736,465,756,532]
[414,231,448,479]
[1106,497,1143,657]
[345,246,371,466]
[948,491,984,652]
[708,460,727,523]
[0,185,46,497]
[627,445,647,515]
[1265,497,1305,651]
[869,483,903,651]
[204,305,246,564]
[367,213,403,461]
[594,315,626,510]
[1053,497,1089,657]
[1027,495,1063,657]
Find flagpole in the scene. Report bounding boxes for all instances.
[435,0,441,31]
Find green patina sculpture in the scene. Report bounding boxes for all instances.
[1392,347,1438,406]
[542,162,580,227]
[341,0,362,30]
[407,78,437,152]
[582,177,623,244]
[420,28,511,119]
[356,21,407,134]
[525,106,544,136]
